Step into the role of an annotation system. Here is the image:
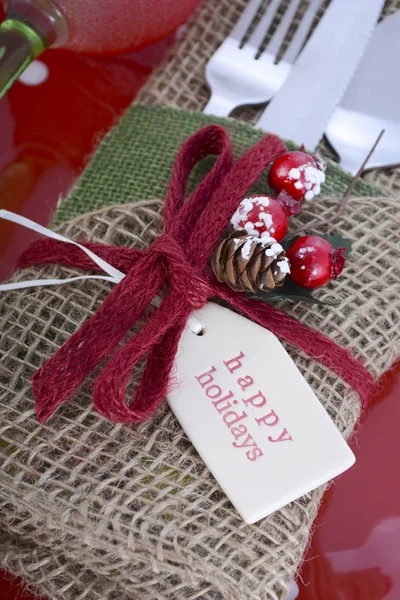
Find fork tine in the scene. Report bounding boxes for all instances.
[263,0,302,59]
[246,0,281,52]
[231,0,264,43]
[283,0,321,64]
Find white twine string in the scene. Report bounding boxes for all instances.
[0,210,203,335]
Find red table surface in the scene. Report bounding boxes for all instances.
[0,30,400,600]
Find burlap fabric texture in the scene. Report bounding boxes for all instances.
[137,0,400,193]
[1,105,400,600]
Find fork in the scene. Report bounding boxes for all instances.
[203,0,321,117]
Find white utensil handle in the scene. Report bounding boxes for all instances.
[203,94,237,117]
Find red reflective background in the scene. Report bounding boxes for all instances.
[0,20,400,600]
[298,363,400,600]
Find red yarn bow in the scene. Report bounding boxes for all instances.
[18,125,374,423]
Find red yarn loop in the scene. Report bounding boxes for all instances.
[17,125,375,424]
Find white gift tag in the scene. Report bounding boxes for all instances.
[167,303,355,524]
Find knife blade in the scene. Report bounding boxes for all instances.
[326,11,400,174]
[256,0,385,150]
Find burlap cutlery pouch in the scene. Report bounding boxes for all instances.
[1,105,399,600]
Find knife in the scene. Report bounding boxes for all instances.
[256,0,385,150]
[326,10,400,174]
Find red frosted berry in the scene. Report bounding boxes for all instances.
[269,150,326,202]
[231,195,288,241]
[286,235,346,289]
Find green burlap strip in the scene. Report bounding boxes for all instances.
[55,103,383,224]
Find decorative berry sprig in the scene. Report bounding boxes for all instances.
[212,147,328,294]
[211,131,383,300]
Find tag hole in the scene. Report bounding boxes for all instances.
[195,327,205,336]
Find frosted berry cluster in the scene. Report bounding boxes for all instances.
[229,149,346,289]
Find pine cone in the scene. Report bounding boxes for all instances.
[212,230,290,293]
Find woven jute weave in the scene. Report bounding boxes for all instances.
[1,190,400,599]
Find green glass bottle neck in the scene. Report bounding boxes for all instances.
[0,17,48,97]
[0,0,69,97]
[1,17,47,57]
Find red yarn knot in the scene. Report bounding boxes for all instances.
[150,235,213,310]
[17,124,375,425]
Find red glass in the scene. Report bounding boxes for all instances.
[53,0,201,54]
[0,572,46,599]
[1,15,400,600]
[298,362,400,600]
[1,0,200,54]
